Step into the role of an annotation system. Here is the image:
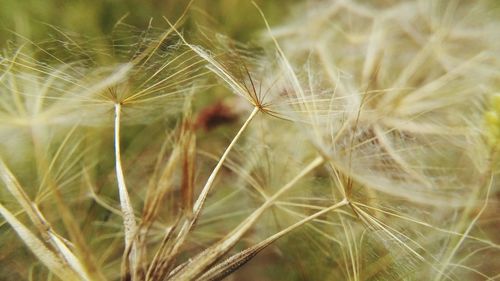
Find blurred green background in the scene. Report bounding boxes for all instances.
[0,0,300,47]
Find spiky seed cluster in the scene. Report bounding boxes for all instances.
[256,0,500,279]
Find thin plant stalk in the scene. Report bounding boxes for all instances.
[114,103,139,280]
[0,203,80,281]
[179,106,259,236]
[0,159,94,281]
[196,198,349,281]
[169,156,326,280]
[158,107,259,275]
[192,106,259,218]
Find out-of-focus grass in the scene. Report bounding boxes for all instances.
[0,0,300,47]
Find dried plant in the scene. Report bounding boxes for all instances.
[0,0,499,280]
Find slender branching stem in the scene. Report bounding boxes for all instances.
[217,156,326,249]
[259,198,349,245]
[197,199,349,281]
[169,155,327,280]
[192,106,259,218]
[159,106,259,275]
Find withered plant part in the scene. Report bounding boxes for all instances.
[1,0,500,280]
